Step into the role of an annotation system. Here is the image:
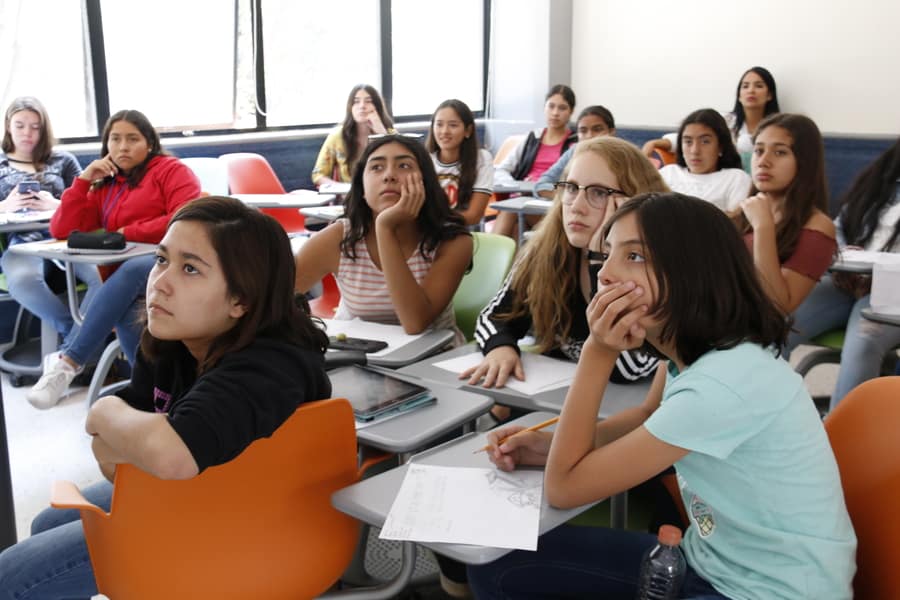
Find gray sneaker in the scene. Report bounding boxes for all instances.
[27,358,78,410]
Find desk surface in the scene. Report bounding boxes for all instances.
[8,239,158,264]
[232,191,335,208]
[319,182,352,195]
[861,307,900,326]
[492,180,535,195]
[322,320,455,369]
[489,196,552,216]
[300,205,344,223]
[353,370,492,454]
[333,411,598,565]
[398,343,650,417]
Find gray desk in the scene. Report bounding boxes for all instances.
[319,182,352,195]
[489,196,551,246]
[398,343,650,417]
[300,205,345,223]
[829,259,873,275]
[350,369,492,457]
[232,191,335,209]
[861,307,900,327]
[492,180,535,195]
[323,321,455,369]
[333,411,599,566]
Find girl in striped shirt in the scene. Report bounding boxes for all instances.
[295,134,472,344]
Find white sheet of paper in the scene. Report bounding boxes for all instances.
[433,351,576,394]
[322,318,424,357]
[380,464,543,550]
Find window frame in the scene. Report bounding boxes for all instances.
[67,0,490,144]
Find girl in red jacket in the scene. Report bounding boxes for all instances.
[27,109,201,409]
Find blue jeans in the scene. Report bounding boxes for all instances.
[1,235,102,348]
[63,254,155,367]
[787,274,900,409]
[468,525,728,600]
[0,481,109,599]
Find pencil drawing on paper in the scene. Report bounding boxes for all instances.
[485,470,542,509]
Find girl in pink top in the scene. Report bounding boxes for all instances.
[733,113,836,313]
[295,135,472,342]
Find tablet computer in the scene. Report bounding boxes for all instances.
[329,365,436,421]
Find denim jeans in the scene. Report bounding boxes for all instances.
[468,524,729,599]
[62,254,155,367]
[787,274,900,408]
[1,236,102,348]
[0,481,110,599]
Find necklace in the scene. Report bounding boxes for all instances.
[6,156,33,164]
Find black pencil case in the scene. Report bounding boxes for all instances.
[67,230,127,251]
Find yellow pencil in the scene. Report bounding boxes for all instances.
[472,416,560,454]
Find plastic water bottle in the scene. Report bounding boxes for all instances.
[635,525,686,600]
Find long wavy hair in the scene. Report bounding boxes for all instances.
[2,96,55,168]
[839,137,900,251]
[340,84,393,176]
[734,113,829,263]
[499,137,668,353]
[675,108,743,171]
[340,134,468,260]
[731,66,780,137]
[425,99,480,211]
[141,196,328,373]
[93,109,168,190]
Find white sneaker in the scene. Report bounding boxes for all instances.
[27,357,78,410]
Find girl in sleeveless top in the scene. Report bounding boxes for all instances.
[295,134,472,344]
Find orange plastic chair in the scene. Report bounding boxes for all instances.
[651,147,676,168]
[824,376,900,599]
[310,272,341,319]
[219,152,308,235]
[51,398,380,600]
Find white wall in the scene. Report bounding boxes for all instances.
[571,0,900,135]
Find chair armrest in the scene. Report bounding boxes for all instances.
[50,480,108,517]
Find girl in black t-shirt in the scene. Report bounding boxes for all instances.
[0,196,331,598]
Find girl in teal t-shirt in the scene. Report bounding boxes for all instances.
[470,192,856,600]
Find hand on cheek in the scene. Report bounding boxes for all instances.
[587,281,649,351]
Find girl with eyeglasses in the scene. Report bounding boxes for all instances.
[462,137,666,390]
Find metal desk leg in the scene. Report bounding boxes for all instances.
[517,212,525,247]
[0,386,17,550]
[610,491,628,530]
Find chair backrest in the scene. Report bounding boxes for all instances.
[824,376,900,599]
[219,152,306,234]
[181,156,229,196]
[493,134,525,166]
[69,398,361,600]
[309,272,341,319]
[453,232,517,341]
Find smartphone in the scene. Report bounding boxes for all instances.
[328,335,388,353]
[17,181,40,196]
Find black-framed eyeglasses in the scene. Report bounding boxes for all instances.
[554,181,627,209]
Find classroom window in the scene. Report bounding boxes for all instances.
[260,0,382,127]
[99,0,239,132]
[390,0,485,116]
[0,0,97,138]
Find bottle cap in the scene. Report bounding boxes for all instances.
[658,524,682,546]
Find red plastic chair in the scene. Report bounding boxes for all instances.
[309,272,340,318]
[219,152,308,235]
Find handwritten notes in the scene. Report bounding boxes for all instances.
[380,464,543,550]
[434,351,576,395]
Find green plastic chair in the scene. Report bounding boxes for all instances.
[453,232,517,341]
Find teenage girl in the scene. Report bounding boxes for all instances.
[464,137,665,390]
[26,109,201,410]
[787,136,900,409]
[735,113,836,314]
[296,134,473,343]
[469,193,856,600]
[658,108,751,211]
[0,96,102,350]
[534,104,616,199]
[644,66,780,162]
[493,84,577,239]
[311,84,394,188]
[0,196,332,598]
[425,99,494,226]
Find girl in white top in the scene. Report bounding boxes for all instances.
[658,109,751,212]
[425,99,494,226]
[295,134,472,343]
[644,66,781,160]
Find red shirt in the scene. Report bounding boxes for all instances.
[51,155,201,244]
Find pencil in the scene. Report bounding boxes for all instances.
[472,416,560,453]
